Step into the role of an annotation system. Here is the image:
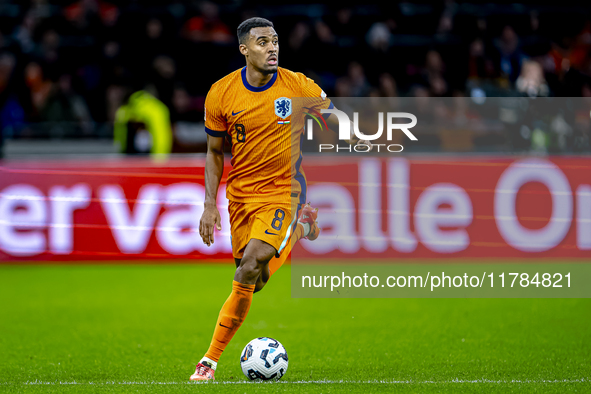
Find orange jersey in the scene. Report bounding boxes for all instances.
[204,67,333,203]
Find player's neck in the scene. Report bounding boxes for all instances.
[245,66,275,87]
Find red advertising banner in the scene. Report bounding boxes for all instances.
[294,156,591,259]
[0,158,233,261]
[1,156,590,262]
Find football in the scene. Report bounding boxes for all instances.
[240,337,289,381]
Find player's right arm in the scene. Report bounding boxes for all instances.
[200,134,224,246]
[199,84,228,246]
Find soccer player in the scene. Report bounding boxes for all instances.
[190,17,365,381]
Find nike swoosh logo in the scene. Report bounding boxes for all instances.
[265,229,278,235]
[219,323,232,329]
[232,109,246,116]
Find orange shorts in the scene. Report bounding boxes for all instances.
[228,197,301,261]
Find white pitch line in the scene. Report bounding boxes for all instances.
[11,378,589,385]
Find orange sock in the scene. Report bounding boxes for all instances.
[269,253,290,276]
[205,280,255,362]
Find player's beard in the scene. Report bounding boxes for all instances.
[261,54,279,74]
[261,62,278,74]
[263,67,277,74]
[252,64,277,75]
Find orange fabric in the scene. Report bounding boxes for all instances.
[204,67,331,203]
[228,196,302,260]
[228,200,293,259]
[205,281,256,362]
[269,252,289,277]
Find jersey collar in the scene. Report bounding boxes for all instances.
[241,66,277,92]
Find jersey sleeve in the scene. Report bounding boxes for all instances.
[204,85,228,137]
[299,76,334,118]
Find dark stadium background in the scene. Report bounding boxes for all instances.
[1,0,590,155]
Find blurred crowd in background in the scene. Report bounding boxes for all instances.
[0,0,590,154]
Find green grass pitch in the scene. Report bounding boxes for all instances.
[1,263,590,393]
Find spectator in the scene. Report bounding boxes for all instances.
[366,22,391,53]
[183,2,233,44]
[171,85,201,124]
[334,77,352,97]
[114,88,172,157]
[43,74,93,135]
[516,60,549,97]
[140,18,170,63]
[494,26,525,84]
[315,20,336,46]
[325,6,361,46]
[467,38,496,81]
[281,21,310,71]
[363,21,397,86]
[377,73,398,97]
[35,29,61,72]
[151,55,177,109]
[170,84,207,152]
[423,50,449,96]
[0,53,25,147]
[12,11,38,54]
[0,53,17,101]
[63,0,104,36]
[347,62,370,97]
[437,0,458,35]
[24,62,53,121]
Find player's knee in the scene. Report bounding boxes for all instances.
[237,255,265,280]
[240,254,260,269]
[243,253,270,269]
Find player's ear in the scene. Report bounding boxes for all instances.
[239,43,248,56]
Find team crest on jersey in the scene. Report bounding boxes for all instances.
[274,97,292,119]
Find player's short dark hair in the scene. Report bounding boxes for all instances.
[237,17,274,45]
